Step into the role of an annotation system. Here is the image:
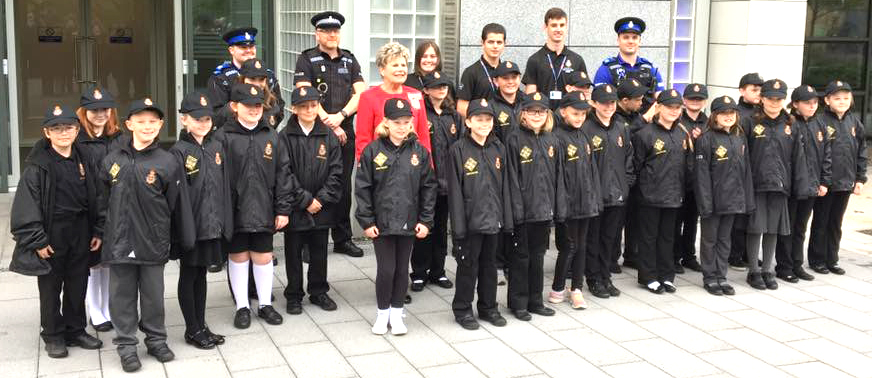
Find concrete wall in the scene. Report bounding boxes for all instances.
[457,0,672,85]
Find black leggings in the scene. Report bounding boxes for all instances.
[178,265,207,335]
[374,235,414,309]
[553,218,590,292]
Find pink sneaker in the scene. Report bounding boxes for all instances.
[570,289,588,310]
[548,289,566,304]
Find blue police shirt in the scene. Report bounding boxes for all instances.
[593,55,664,92]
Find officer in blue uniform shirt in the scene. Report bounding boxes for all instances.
[207,27,282,109]
[594,17,664,119]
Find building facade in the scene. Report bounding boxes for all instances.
[1,0,869,191]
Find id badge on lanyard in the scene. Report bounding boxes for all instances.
[547,54,567,100]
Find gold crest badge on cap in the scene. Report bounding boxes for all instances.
[200,96,208,107]
[410,153,419,166]
[808,86,814,93]
[434,71,441,78]
[215,152,222,165]
[725,97,732,103]
[263,141,273,159]
[693,84,700,92]
[146,168,157,185]
[53,105,63,116]
[671,89,678,97]
[605,85,613,93]
[93,89,103,100]
[506,61,513,68]
[773,81,781,89]
[144,98,153,106]
[250,86,259,95]
[397,100,404,109]
[632,79,639,87]
[480,99,488,107]
[837,80,843,86]
[533,93,542,101]
[255,60,262,69]
[300,87,307,96]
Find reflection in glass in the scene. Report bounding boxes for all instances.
[806,0,869,38]
[803,42,866,89]
[371,14,390,34]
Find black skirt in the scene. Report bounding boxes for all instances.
[747,192,790,235]
[180,239,226,267]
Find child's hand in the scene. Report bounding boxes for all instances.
[90,237,102,252]
[364,226,379,239]
[818,185,828,197]
[275,215,289,231]
[307,199,322,214]
[854,182,864,195]
[415,223,429,239]
[37,245,54,259]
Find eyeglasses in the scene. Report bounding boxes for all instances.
[47,125,78,134]
[525,109,548,116]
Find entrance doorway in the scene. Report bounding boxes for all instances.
[12,0,176,172]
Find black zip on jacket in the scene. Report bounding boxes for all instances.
[792,115,832,199]
[9,139,104,276]
[355,135,437,236]
[615,105,646,135]
[280,115,343,231]
[817,109,867,191]
[582,113,635,207]
[100,139,195,265]
[425,99,464,196]
[218,118,295,233]
[448,133,514,239]
[553,120,602,219]
[693,128,755,217]
[489,91,525,143]
[743,110,800,195]
[506,125,567,224]
[632,117,691,208]
[170,129,233,242]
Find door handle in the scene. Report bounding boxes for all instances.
[74,36,84,84]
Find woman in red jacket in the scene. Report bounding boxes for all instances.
[355,42,431,160]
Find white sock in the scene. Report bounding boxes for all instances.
[228,259,251,309]
[86,268,108,324]
[100,267,112,321]
[252,261,274,307]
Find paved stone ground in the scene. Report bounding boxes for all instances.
[2,189,872,378]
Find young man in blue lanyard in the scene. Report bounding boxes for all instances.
[456,23,506,118]
[522,7,588,110]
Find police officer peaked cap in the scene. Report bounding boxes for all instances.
[291,86,320,106]
[128,98,165,119]
[494,60,521,77]
[80,86,117,110]
[761,79,788,99]
[559,91,591,110]
[179,90,213,119]
[683,83,708,100]
[791,85,820,102]
[223,27,258,46]
[657,89,683,106]
[239,58,269,78]
[384,98,413,120]
[591,84,618,103]
[710,96,738,113]
[43,104,79,127]
[614,17,645,34]
[311,11,345,29]
[231,83,265,105]
[824,80,852,96]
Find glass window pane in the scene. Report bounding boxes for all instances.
[397,38,414,55]
[371,13,390,34]
[393,14,413,35]
[371,0,390,11]
[371,37,390,57]
[370,61,381,83]
[803,42,866,89]
[672,62,690,82]
[416,0,437,12]
[676,0,693,18]
[673,40,691,60]
[416,15,436,36]
[675,19,692,39]
[806,0,869,38]
[393,0,413,11]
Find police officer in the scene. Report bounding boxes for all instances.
[207,27,282,109]
[294,11,368,257]
[594,17,664,120]
[522,7,588,110]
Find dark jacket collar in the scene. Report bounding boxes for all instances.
[285,115,329,136]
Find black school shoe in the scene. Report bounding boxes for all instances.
[65,333,103,349]
[728,257,748,271]
[528,306,556,317]
[91,320,113,332]
[762,273,779,290]
[147,343,175,363]
[234,308,252,329]
[185,329,216,350]
[258,305,284,325]
[746,272,766,290]
[674,261,685,274]
[207,263,223,273]
[286,300,303,315]
[681,258,703,272]
[719,283,736,296]
[810,264,830,274]
[704,283,723,296]
[410,279,425,292]
[456,314,480,330]
[120,353,142,372]
[405,294,413,304]
[479,311,507,327]
[430,276,454,289]
[662,281,677,293]
[794,267,815,281]
[310,293,338,311]
[605,280,621,297]
[776,272,799,283]
[827,265,846,275]
[609,265,622,274]
[643,281,664,294]
[588,281,610,299]
[334,241,364,257]
[204,327,225,345]
[45,340,68,358]
[512,309,532,321]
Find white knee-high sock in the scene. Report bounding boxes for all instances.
[229,260,251,309]
[100,267,112,321]
[86,267,108,324]
[252,262,274,307]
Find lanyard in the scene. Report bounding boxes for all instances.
[546,53,567,89]
[479,59,497,93]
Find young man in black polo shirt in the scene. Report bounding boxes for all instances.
[523,7,588,110]
[457,23,506,118]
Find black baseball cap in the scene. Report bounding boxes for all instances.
[467,98,495,117]
[291,86,320,106]
[494,60,521,77]
[824,80,852,96]
[683,83,708,100]
[239,58,269,78]
[80,86,117,110]
[617,79,647,99]
[739,72,764,88]
[231,83,265,105]
[710,95,738,113]
[564,70,592,88]
[311,11,345,29]
[791,85,820,102]
[615,17,646,35]
[384,98,413,120]
[222,27,257,46]
[179,90,213,119]
[657,89,683,106]
[559,91,590,110]
[128,98,164,119]
[422,71,452,88]
[521,92,550,110]
[761,79,788,99]
[43,104,79,127]
[591,84,618,103]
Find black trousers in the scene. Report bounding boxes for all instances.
[636,206,678,284]
[729,214,749,263]
[623,190,640,265]
[373,235,414,309]
[331,122,356,245]
[699,214,734,284]
[508,222,549,311]
[674,193,698,262]
[775,198,815,274]
[586,206,624,284]
[411,196,448,281]
[284,229,330,302]
[452,233,499,318]
[808,191,852,267]
[38,214,90,342]
[553,218,590,291]
[178,265,207,334]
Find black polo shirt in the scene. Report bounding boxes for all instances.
[522,45,588,110]
[294,47,364,115]
[457,56,499,102]
[50,147,88,218]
